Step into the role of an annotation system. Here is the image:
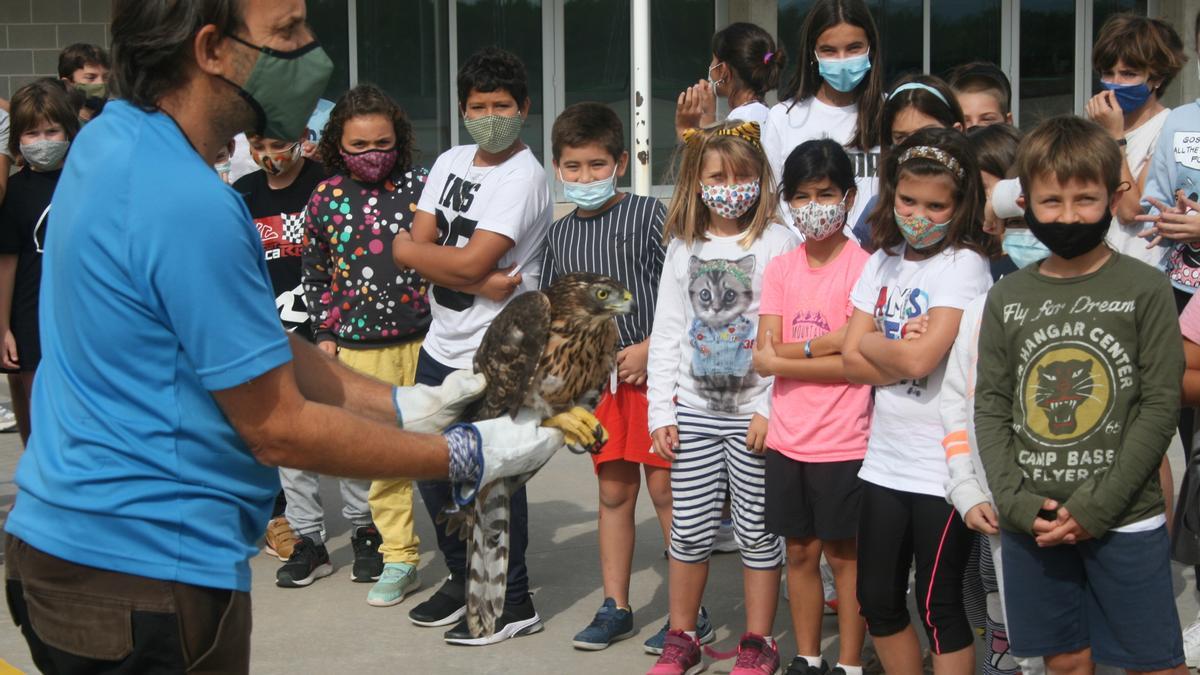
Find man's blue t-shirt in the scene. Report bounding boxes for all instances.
[5,101,293,592]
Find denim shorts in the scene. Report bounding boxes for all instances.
[1000,525,1184,671]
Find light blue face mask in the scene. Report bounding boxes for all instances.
[560,170,617,211]
[817,50,872,93]
[1002,228,1050,268]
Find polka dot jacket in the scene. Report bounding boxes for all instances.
[301,167,432,347]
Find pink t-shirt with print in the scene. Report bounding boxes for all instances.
[759,240,872,462]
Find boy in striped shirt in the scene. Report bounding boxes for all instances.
[540,103,674,651]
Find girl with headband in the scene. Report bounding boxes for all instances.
[851,74,966,246]
[843,126,993,675]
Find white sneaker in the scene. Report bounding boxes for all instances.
[0,404,17,433]
[1183,613,1200,667]
[713,519,739,553]
[821,557,838,614]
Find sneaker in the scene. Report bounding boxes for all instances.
[0,404,16,433]
[443,594,543,646]
[367,562,420,607]
[726,633,780,675]
[1185,614,1200,668]
[572,597,635,650]
[409,575,466,627]
[262,516,297,561]
[647,629,705,674]
[645,606,716,655]
[713,519,739,553]
[350,524,384,582]
[784,657,828,675]
[275,536,333,587]
[821,559,838,614]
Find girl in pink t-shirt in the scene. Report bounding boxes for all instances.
[753,139,871,674]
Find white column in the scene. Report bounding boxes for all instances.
[631,0,652,196]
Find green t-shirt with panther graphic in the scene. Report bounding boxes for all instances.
[974,252,1183,538]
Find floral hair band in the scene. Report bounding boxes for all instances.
[897,145,964,179]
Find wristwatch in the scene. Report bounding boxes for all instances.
[803,340,813,359]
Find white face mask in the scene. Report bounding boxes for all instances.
[790,196,848,241]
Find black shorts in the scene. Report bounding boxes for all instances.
[763,451,862,541]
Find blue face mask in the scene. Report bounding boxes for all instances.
[561,170,617,211]
[1100,80,1152,114]
[1002,228,1050,268]
[816,50,872,93]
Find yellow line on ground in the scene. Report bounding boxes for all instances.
[0,658,23,674]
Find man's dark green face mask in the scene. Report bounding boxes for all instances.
[221,33,333,140]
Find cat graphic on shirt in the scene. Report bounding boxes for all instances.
[688,255,756,413]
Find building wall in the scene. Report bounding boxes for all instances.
[0,0,110,100]
[0,1,1193,111]
[1158,0,1199,109]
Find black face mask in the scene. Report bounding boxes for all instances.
[1024,207,1111,260]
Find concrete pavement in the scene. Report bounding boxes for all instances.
[0,404,1195,674]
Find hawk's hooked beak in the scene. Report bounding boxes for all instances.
[607,289,635,315]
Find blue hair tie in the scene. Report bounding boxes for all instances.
[888,82,949,107]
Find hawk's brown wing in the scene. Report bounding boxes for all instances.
[470,290,552,421]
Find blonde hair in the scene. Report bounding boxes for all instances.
[663,120,778,248]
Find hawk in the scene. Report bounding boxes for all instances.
[444,272,633,639]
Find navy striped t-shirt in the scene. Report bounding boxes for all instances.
[539,193,666,348]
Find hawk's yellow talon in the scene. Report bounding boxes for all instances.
[543,407,606,449]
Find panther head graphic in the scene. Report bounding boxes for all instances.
[1034,359,1095,435]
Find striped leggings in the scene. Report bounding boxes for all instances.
[668,405,783,569]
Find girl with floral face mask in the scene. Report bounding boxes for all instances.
[0,78,81,444]
[645,120,799,674]
[841,126,994,675]
[752,138,874,675]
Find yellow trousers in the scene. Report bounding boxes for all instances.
[338,340,423,565]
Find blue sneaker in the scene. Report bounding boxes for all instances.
[572,597,635,650]
[643,605,715,655]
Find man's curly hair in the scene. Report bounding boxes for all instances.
[317,84,416,176]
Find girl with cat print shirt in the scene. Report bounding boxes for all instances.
[842,127,993,675]
[646,120,797,675]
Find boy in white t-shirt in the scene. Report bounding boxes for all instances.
[392,46,552,647]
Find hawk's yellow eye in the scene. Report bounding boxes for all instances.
[597,289,610,300]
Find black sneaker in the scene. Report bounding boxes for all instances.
[785,656,829,675]
[275,536,333,588]
[350,524,384,582]
[443,594,543,646]
[408,575,467,627]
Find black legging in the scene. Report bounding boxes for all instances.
[856,481,975,655]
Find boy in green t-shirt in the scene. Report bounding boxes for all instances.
[974,115,1186,675]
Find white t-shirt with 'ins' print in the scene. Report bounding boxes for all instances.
[416,145,552,369]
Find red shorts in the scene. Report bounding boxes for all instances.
[591,382,671,473]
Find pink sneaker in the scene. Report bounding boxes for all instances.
[647,629,706,674]
[729,633,780,675]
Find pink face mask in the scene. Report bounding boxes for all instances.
[341,148,399,183]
